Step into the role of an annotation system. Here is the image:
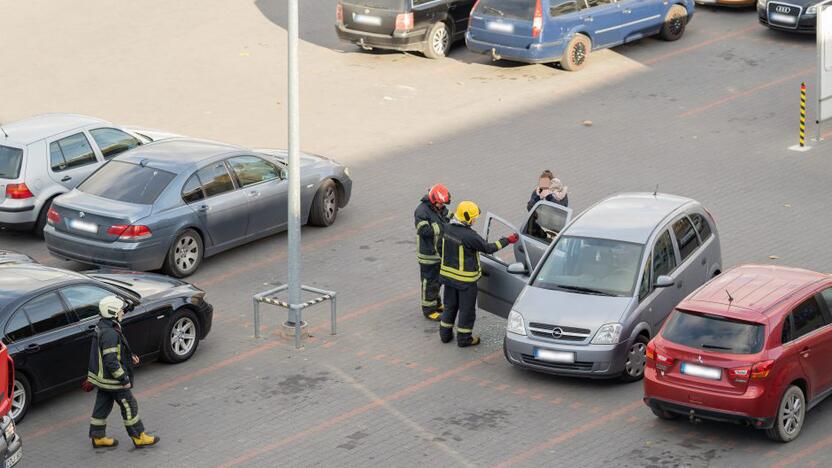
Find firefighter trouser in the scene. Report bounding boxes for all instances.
[440,283,478,345]
[89,388,144,438]
[420,263,443,315]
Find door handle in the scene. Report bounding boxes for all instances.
[583,16,594,22]
[86,323,97,331]
[247,190,260,198]
[61,176,72,182]
[623,8,632,13]
[701,257,707,265]
[517,246,525,253]
[800,346,811,357]
[197,205,209,213]
[25,344,40,353]
[676,281,683,289]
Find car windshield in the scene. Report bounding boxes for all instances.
[349,0,404,9]
[0,145,23,179]
[532,236,643,297]
[662,310,765,354]
[78,160,176,205]
[475,0,535,20]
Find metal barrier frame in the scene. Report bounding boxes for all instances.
[252,284,337,348]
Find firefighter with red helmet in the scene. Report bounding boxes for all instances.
[414,184,451,321]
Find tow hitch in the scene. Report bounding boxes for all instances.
[688,410,702,424]
[491,48,501,61]
[358,38,373,51]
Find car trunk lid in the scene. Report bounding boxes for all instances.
[341,0,404,35]
[469,0,538,50]
[51,190,153,242]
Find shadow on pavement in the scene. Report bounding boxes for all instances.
[255,0,343,50]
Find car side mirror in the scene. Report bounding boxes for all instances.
[507,262,528,274]
[280,168,288,179]
[654,275,675,288]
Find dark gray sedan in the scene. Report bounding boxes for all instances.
[43,138,352,277]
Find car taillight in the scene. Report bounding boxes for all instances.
[751,360,775,380]
[395,12,413,31]
[728,366,751,383]
[471,0,482,17]
[107,224,152,240]
[704,207,717,223]
[336,3,343,23]
[646,340,655,360]
[656,352,674,370]
[532,0,543,38]
[47,207,61,225]
[5,183,33,199]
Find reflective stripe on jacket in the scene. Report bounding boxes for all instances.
[440,221,508,285]
[88,319,134,391]
[414,196,449,264]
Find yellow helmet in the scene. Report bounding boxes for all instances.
[455,201,480,224]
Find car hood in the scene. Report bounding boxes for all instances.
[514,285,635,332]
[254,149,342,168]
[123,126,183,143]
[0,250,36,266]
[88,270,195,300]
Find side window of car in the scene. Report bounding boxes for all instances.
[227,156,280,188]
[652,230,677,278]
[550,0,579,16]
[4,310,33,344]
[523,204,569,245]
[638,253,653,301]
[689,213,712,242]
[60,285,112,321]
[182,173,205,204]
[672,216,701,262]
[89,128,141,159]
[586,0,613,7]
[789,297,827,341]
[781,315,793,344]
[49,133,97,172]
[196,162,236,198]
[22,292,71,335]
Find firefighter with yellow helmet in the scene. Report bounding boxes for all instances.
[439,201,517,347]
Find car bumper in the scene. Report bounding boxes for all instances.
[465,34,563,64]
[44,226,167,271]
[643,367,776,427]
[696,0,755,6]
[504,332,629,378]
[335,24,427,52]
[0,202,36,230]
[758,9,816,33]
[198,301,214,339]
[0,416,22,468]
[339,177,353,208]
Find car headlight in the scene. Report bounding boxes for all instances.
[591,323,623,345]
[757,0,765,7]
[4,419,14,439]
[344,167,351,177]
[807,5,817,14]
[507,310,526,336]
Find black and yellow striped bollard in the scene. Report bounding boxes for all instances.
[799,82,806,148]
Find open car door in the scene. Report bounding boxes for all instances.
[516,200,573,269]
[477,213,531,319]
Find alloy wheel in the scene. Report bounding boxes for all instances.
[10,380,25,421]
[669,15,684,36]
[625,342,647,377]
[572,42,587,66]
[433,26,450,56]
[782,392,803,435]
[171,317,197,357]
[174,234,199,273]
[324,186,337,222]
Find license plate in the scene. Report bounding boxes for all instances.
[69,219,98,234]
[681,362,721,380]
[487,21,514,33]
[5,448,21,468]
[534,348,575,363]
[770,12,797,25]
[353,14,382,26]
[697,0,716,3]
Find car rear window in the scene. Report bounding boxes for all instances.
[475,0,536,20]
[78,160,176,205]
[662,310,765,354]
[0,145,23,179]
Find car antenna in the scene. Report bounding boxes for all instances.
[0,125,7,138]
[726,289,734,312]
[653,184,658,197]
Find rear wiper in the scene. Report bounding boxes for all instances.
[555,285,614,296]
[701,343,731,350]
[483,5,505,16]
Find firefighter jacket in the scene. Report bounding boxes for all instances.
[88,318,135,391]
[440,219,509,286]
[414,195,449,265]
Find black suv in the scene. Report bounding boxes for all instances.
[335,0,476,59]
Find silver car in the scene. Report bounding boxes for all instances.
[43,138,352,277]
[477,193,722,381]
[0,113,177,236]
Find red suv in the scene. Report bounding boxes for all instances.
[643,264,832,442]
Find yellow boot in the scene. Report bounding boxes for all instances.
[131,432,160,448]
[91,436,119,449]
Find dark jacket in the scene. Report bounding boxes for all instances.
[440,220,508,288]
[88,319,134,391]
[414,195,449,265]
[527,190,569,211]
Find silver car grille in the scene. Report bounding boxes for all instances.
[528,322,591,342]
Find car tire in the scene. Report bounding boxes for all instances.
[620,334,649,382]
[560,34,591,71]
[160,308,201,363]
[164,229,204,278]
[424,21,452,59]
[650,406,678,420]
[659,5,687,41]
[766,385,806,443]
[33,198,55,239]
[10,374,31,424]
[308,179,339,227]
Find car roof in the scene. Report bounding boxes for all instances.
[679,264,828,320]
[0,113,109,146]
[117,138,245,172]
[0,264,85,310]
[564,192,694,244]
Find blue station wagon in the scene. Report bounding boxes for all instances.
[466,0,694,70]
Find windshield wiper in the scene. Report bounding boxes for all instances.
[700,343,732,351]
[483,5,505,16]
[555,285,614,296]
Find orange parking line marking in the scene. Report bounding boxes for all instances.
[644,25,758,66]
[770,436,832,468]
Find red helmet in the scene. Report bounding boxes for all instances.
[428,184,450,206]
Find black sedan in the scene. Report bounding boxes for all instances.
[759,0,821,33]
[0,259,213,423]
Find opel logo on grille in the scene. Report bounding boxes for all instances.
[551,327,564,339]
[79,211,85,218]
[775,5,791,13]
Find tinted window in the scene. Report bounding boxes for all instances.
[788,297,826,342]
[476,0,536,20]
[49,133,97,172]
[61,285,112,321]
[638,254,652,301]
[550,0,579,15]
[90,128,141,159]
[652,230,677,278]
[227,156,279,187]
[23,293,70,334]
[672,217,700,262]
[585,0,612,6]
[0,145,23,179]
[196,162,236,197]
[4,310,33,343]
[662,310,765,354]
[78,160,176,204]
[524,204,569,244]
[690,213,712,241]
[821,288,832,311]
[182,174,205,203]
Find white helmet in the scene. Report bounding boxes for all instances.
[99,296,126,320]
